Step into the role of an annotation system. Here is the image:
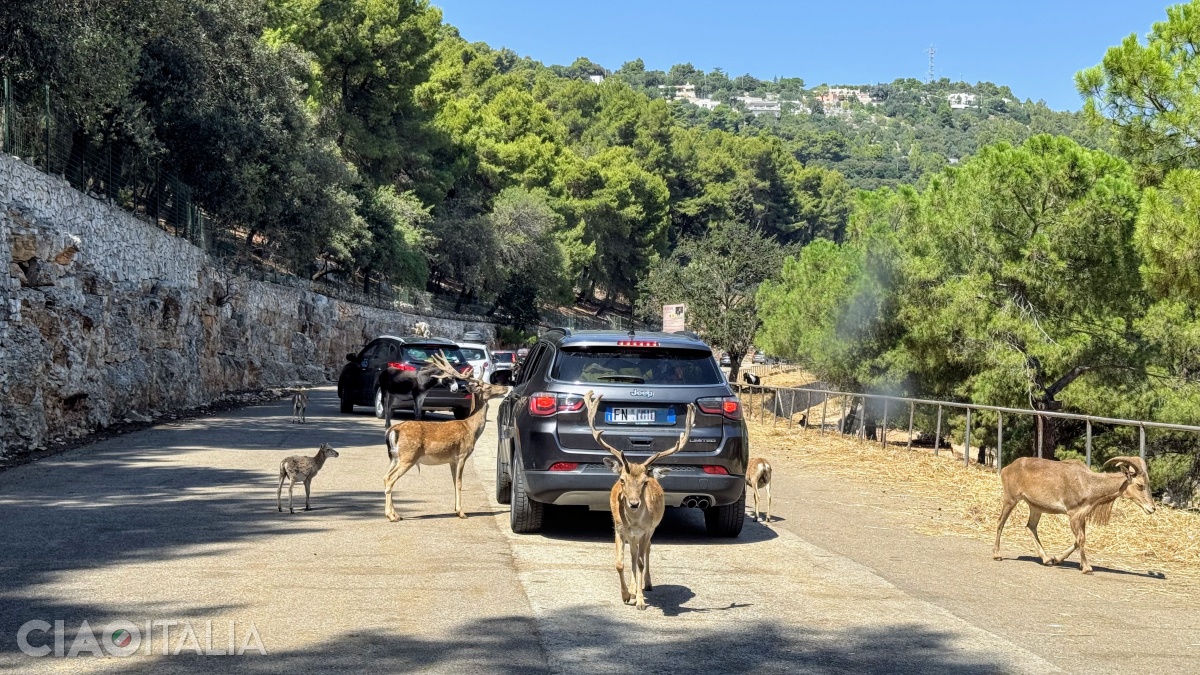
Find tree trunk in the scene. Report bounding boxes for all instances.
[728,352,745,383]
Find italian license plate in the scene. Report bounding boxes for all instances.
[606,407,657,424]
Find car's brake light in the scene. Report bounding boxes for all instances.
[617,340,659,347]
[702,465,729,475]
[530,393,558,416]
[697,396,742,421]
[387,362,416,371]
[529,392,584,416]
[548,462,579,471]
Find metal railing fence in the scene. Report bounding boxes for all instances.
[734,383,1200,476]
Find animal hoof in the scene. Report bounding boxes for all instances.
[457,513,467,519]
[386,513,401,522]
[992,555,1002,561]
[1082,568,1093,575]
[636,603,647,611]
[289,509,295,514]
[304,507,312,512]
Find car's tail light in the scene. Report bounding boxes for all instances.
[702,465,729,475]
[617,340,659,347]
[697,396,742,421]
[548,462,579,472]
[529,392,585,416]
[387,362,416,371]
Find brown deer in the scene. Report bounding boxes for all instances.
[746,457,773,523]
[994,456,1156,574]
[583,390,695,611]
[383,355,508,521]
[277,443,339,513]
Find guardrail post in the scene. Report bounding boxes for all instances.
[1139,425,1146,463]
[881,399,888,448]
[1085,419,1092,468]
[858,396,866,440]
[964,407,972,467]
[934,405,943,457]
[996,412,1003,472]
[820,395,827,435]
[772,388,780,428]
[907,400,915,451]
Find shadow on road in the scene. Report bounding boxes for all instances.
[91,609,1010,674]
[0,390,403,648]
[1009,555,1168,579]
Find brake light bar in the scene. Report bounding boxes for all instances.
[702,465,729,475]
[548,462,579,472]
[387,362,417,371]
[617,340,659,347]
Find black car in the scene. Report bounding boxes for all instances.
[495,329,748,536]
[337,336,475,419]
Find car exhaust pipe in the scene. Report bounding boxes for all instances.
[681,496,711,509]
[696,497,711,509]
[682,497,698,508]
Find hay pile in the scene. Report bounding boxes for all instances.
[749,421,1200,580]
[758,367,820,389]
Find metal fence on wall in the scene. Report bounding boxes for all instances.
[734,381,1200,477]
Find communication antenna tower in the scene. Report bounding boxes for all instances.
[926,45,936,83]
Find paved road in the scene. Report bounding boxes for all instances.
[0,386,1159,673]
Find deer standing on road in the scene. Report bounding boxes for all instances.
[746,458,773,523]
[278,443,339,513]
[584,390,695,611]
[383,355,508,521]
[993,456,1156,574]
[292,391,308,424]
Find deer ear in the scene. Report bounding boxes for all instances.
[650,467,671,479]
[602,457,622,474]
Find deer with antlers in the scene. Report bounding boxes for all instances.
[583,390,695,611]
[383,354,508,521]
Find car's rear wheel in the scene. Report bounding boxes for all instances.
[374,388,386,419]
[704,492,745,538]
[339,387,354,413]
[509,451,544,533]
[496,439,512,504]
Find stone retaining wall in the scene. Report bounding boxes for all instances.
[0,154,497,457]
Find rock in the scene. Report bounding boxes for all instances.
[125,411,152,423]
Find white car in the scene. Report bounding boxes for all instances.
[456,342,493,384]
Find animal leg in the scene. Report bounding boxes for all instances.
[277,471,286,512]
[614,532,630,605]
[454,456,468,518]
[993,495,1018,560]
[628,537,647,610]
[414,391,426,420]
[765,482,773,523]
[303,478,312,511]
[384,391,392,428]
[384,458,417,522]
[1025,509,1053,564]
[641,532,653,592]
[1067,516,1091,574]
[751,483,760,522]
[288,478,296,514]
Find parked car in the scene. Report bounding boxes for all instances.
[462,329,486,343]
[337,336,475,420]
[491,350,518,385]
[496,329,748,536]
[753,351,766,364]
[720,353,731,367]
[457,341,494,385]
[516,347,530,363]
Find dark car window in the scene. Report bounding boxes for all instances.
[459,348,486,361]
[493,352,516,364]
[401,346,467,366]
[376,342,400,365]
[551,347,722,385]
[359,341,383,364]
[515,344,547,386]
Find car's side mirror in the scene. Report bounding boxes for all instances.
[346,353,357,362]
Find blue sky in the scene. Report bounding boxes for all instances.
[431,1,1171,110]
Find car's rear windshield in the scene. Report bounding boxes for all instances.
[494,352,515,363]
[459,348,486,361]
[402,346,467,366]
[551,347,722,385]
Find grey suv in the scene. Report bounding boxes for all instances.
[495,329,748,536]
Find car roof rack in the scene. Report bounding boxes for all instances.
[672,330,701,340]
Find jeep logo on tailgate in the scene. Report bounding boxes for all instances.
[629,389,654,398]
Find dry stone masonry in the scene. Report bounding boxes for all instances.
[0,154,496,459]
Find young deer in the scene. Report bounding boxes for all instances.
[745,457,773,523]
[583,390,695,611]
[291,391,308,424]
[383,356,508,521]
[278,443,339,513]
